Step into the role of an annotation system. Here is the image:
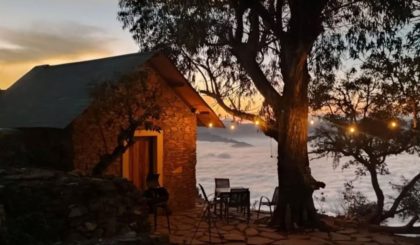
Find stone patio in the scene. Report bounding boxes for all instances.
[152,201,419,245]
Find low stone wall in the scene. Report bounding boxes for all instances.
[0,168,167,245]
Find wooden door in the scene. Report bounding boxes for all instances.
[127,136,156,190]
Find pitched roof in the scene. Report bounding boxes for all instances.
[0,52,223,129]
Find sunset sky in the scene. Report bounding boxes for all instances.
[0,0,139,89]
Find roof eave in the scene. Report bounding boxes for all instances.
[147,54,224,128]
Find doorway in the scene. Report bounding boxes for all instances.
[122,131,163,190]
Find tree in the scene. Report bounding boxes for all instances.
[117,0,416,229]
[310,23,420,231]
[310,73,419,219]
[90,68,160,176]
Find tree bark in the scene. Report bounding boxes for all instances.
[270,40,325,230]
[368,167,385,224]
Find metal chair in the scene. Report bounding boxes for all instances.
[215,178,230,189]
[191,184,224,244]
[214,178,230,215]
[257,186,279,219]
[143,187,171,233]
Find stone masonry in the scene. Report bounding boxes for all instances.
[70,67,198,211]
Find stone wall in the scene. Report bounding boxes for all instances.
[70,67,198,211]
[0,168,166,245]
[153,73,197,211]
[0,128,73,171]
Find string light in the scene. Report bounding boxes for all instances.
[390,121,398,129]
[310,119,315,125]
[348,126,356,134]
[208,122,213,128]
[230,124,236,130]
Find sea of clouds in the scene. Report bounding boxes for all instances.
[196,124,419,226]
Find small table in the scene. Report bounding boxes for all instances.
[215,187,250,223]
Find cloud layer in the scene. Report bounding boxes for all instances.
[0,21,115,63]
[0,21,118,88]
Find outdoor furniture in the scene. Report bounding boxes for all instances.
[215,187,250,223]
[214,178,230,215]
[225,188,251,223]
[257,186,279,219]
[143,187,171,233]
[191,184,224,244]
[215,178,230,189]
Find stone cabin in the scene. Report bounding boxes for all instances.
[0,52,224,210]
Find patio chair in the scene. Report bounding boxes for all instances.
[257,186,279,219]
[143,187,171,233]
[214,178,230,215]
[215,178,230,189]
[190,184,224,244]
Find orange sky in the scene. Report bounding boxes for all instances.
[0,0,259,120]
[0,0,139,89]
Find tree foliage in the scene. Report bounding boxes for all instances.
[117,0,418,229]
[118,0,416,134]
[90,68,160,175]
[309,42,420,225]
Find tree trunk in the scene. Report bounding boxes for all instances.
[270,43,325,230]
[368,167,385,224]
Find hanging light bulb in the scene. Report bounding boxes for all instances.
[389,120,398,129]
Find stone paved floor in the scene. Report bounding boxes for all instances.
[152,202,419,245]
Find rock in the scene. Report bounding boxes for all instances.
[272,240,325,245]
[259,231,287,240]
[247,236,274,245]
[245,227,259,236]
[122,231,137,239]
[224,233,246,242]
[353,235,372,242]
[337,228,358,235]
[310,237,333,244]
[0,167,159,244]
[288,234,310,240]
[68,207,84,218]
[220,225,236,231]
[85,222,98,231]
[310,231,330,240]
[169,235,186,244]
[330,232,351,241]
[198,235,222,243]
[237,223,248,231]
[335,242,364,245]
[372,235,397,244]
[190,238,205,244]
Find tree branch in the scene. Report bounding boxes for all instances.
[383,172,420,219]
[200,89,279,140]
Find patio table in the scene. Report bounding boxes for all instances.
[215,187,250,223]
